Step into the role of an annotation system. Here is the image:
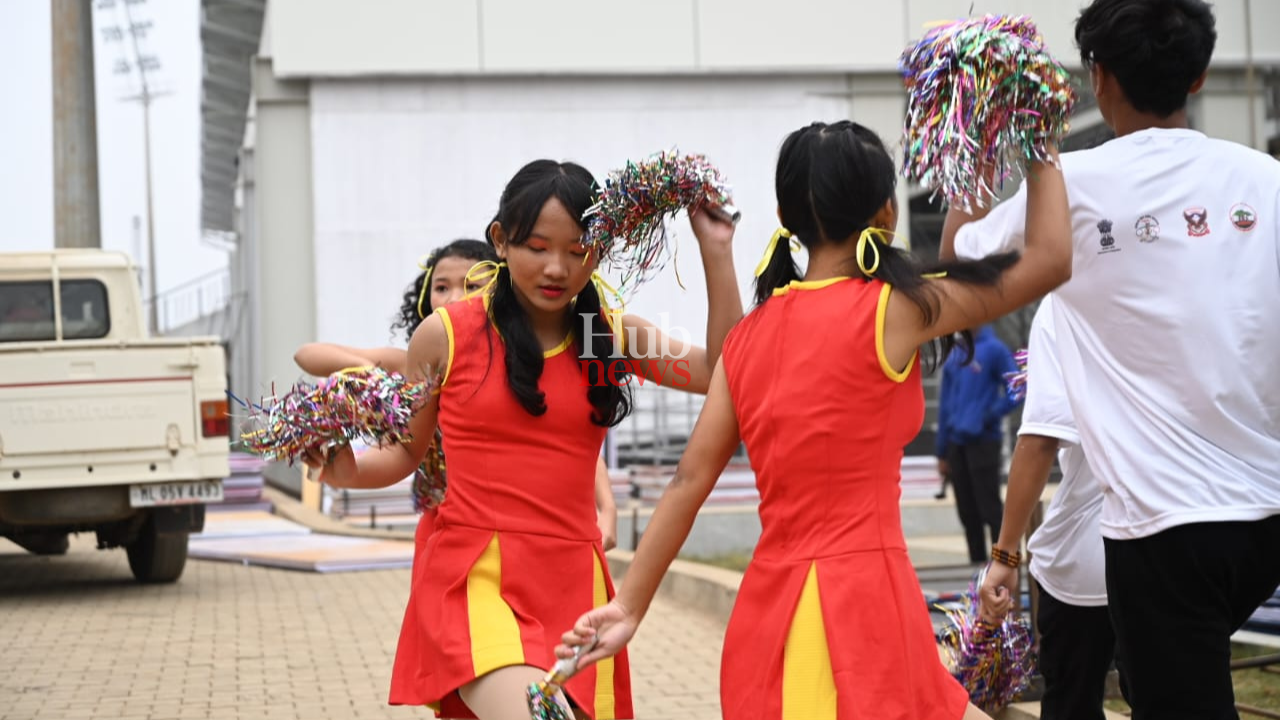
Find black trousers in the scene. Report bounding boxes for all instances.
[1035,579,1117,720]
[1105,514,1280,720]
[946,440,1004,563]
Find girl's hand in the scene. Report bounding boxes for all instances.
[979,562,1018,623]
[688,200,737,250]
[554,600,639,669]
[302,444,358,487]
[598,511,617,552]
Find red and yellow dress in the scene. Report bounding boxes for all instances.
[388,295,632,719]
[719,277,969,720]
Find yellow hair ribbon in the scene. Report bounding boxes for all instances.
[855,227,930,278]
[754,228,801,278]
[673,241,686,290]
[591,272,626,314]
[856,227,896,277]
[415,267,435,319]
[461,260,505,300]
[413,251,439,319]
[591,272,627,348]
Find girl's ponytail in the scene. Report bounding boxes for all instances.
[752,228,802,305]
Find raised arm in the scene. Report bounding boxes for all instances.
[558,359,742,666]
[691,205,744,370]
[883,152,1070,368]
[619,204,744,395]
[303,315,447,488]
[294,343,408,377]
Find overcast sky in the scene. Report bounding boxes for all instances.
[0,0,228,298]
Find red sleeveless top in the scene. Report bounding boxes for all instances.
[433,295,607,540]
[388,295,631,719]
[718,277,968,720]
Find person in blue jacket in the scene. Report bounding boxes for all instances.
[936,325,1022,564]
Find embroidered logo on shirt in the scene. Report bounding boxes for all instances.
[1183,207,1210,237]
[1135,215,1160,243]
[1097,219,1120,254]
[1229,203,1257,232]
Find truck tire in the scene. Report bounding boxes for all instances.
[126,516,189,583]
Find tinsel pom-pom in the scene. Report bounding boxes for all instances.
[412,428,448,513]
[936,568,1037,713]
[584,150,740,292]
[1003,348,1030,403]
[526,637,597,720]
[900,14,1077,211]
[233,367,435,464]
[526,681,572,720]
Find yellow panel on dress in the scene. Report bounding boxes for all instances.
[466,533,526,675]
[783,562,837,719]
[592,552,617,718]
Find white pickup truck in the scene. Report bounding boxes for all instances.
[0,250,229,582]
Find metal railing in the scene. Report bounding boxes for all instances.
[141,267,233,336]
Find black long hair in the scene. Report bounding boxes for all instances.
[754,121,1019,366]
[391,238,497,343]
[484,160,632,427]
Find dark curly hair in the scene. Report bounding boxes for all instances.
[390,239,496,343]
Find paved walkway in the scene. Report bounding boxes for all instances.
[0,535,723,720]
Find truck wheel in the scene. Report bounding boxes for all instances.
[126,516,189,583]
[13,532,70,556]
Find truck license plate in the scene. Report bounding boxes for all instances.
[129,480,224,508]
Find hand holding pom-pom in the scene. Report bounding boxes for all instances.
[937,565,1036,713]
[233,366,436,468]
[900,15,1077,212]
[301,443,357,487]
[584,150,740,293]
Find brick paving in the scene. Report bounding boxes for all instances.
[0,535,723,720]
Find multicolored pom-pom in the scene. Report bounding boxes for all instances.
[1003,348,1030,403]
[900,15,1077,212]
[936,568,1036,713]
[412,428,448,513]
[526,638,597,720]
[232,366,435,465]
[584,150,740,293]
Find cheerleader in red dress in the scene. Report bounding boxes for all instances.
[557,121,1071,720]
[290,239,620,708]
[294,241,495,520]
[307,159,743,719]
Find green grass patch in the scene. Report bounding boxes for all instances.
[1104,643,1280,715]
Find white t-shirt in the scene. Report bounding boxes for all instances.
[1020,297,1107,606]
[954,128,1280,541]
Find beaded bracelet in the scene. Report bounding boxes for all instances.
[991,547,1022,568]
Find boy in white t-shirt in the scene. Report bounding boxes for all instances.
[987,297,1118,720]
[944,1,1280,717]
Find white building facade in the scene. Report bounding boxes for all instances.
[200,0,1280,468]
